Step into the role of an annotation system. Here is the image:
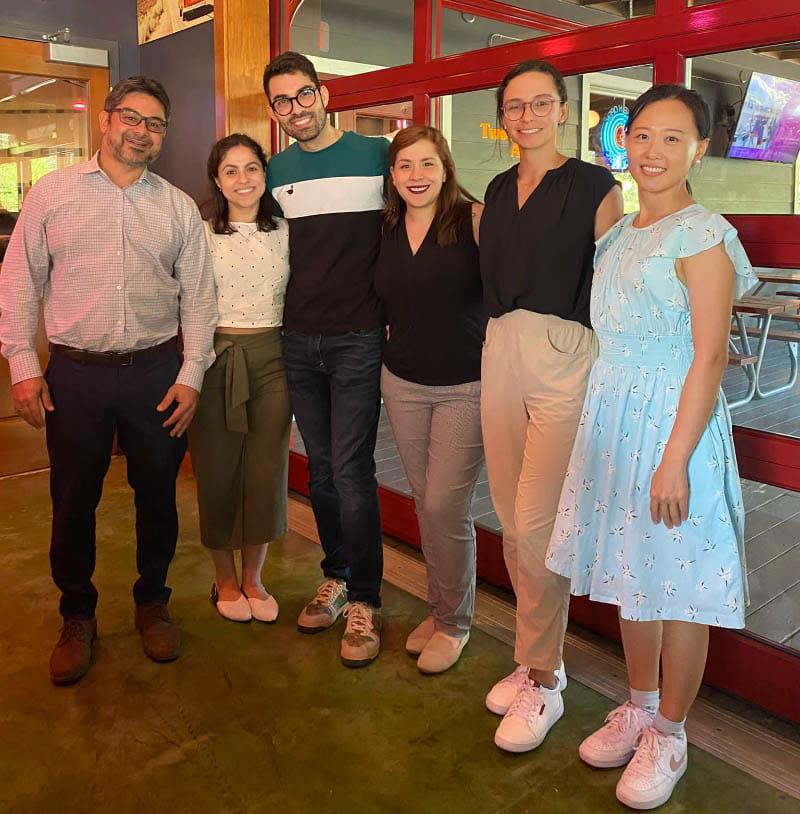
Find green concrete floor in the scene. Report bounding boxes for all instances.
[0,460,796,814]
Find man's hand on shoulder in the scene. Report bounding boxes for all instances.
[157,383,199,438]
[12,376,54,429]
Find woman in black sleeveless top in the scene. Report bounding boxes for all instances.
[479,60,624,752]
[375,124,486,675]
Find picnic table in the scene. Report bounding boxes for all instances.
[728,295,800,409]
[752,270,800,297]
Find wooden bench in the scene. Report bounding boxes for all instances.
[728,352,758,366]
[730,325,800,343]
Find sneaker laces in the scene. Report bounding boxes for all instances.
[629,727,664,776]
[605,701,651,734]
[343,602,372,635]
[59,620,90,644]
[501,664,530,688]
[506,680,544,720]
[315,579,343,605]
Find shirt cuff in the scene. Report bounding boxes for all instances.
[175,360,205,392]
[9,351,44,385]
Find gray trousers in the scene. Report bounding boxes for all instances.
[381,365,484,635]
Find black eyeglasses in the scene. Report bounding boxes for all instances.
[269,86,318,117]
[501,96,562,121]
[108,107,168,134]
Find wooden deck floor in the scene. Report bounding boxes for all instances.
[291,397,800,652]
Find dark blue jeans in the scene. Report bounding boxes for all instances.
[282,329,383,607]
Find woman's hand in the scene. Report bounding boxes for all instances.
[650,456,689,529]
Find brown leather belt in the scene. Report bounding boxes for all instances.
[49,337,177,367]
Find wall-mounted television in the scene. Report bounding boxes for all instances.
[727,72,800,164]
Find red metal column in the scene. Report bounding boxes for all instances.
[412,91,431,126]
[413,0,434,65]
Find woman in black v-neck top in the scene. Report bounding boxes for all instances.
[480,60,624,753]
[375,125,486,674]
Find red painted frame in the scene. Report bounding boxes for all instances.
[275,0,800,722]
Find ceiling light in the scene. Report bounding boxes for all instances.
[22,79,57,94]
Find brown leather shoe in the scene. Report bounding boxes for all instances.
[49,618,97,685]
[135,603,181,663]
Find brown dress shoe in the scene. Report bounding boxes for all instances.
[50,618,97,685]
[135,603,181,663]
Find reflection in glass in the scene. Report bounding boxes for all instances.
[290,0,413,70]
[0,73,89,215]
[438,1,653,59]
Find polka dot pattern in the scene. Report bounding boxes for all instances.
[204,218,290,328]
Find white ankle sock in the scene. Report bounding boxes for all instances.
[654,710,686,739]
[630,687,660,715]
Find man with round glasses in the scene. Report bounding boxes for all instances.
[263,51,388,668]
[0,76,217,685]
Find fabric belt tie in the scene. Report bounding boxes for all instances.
[215,337,250,434]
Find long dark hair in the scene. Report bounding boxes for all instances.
[205,134,278,235]
[625,84,711,194]
[384,124,478,248]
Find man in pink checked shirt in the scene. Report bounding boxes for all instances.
[0,76,217,685]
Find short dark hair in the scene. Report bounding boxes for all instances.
[104,76,171,120]
[496,59,568,121]
[626,83,712,140]
[263,51,320,100]
[204,133,278,235]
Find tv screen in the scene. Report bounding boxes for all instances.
[727,72,800,164]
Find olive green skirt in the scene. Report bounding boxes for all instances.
[188,329,291,550]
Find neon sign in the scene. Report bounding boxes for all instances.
[480,122,520,158]
[599,104,629,172]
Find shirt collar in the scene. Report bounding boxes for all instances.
[79,152,159,187]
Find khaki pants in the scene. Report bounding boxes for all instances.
[381,365,484,635]
[481,310,597,671]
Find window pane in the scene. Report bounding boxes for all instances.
[0,73,89,217]
[292,0,413,72]
[433,64,652,207]
[689,45,800,215]
[687,47,800,444]
[438,1,653,58]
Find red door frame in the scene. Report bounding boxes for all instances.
[274,0,800,723]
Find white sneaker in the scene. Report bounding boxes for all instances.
[485,663,567,716]
[493,678,564,753]
[579,702,655,768]
[616,726,688,810]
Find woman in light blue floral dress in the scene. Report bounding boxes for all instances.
[545,86,756,811]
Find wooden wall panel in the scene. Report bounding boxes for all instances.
[214,0,271,151]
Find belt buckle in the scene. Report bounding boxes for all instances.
[110,350,134,366]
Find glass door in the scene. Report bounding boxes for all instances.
[0,36,108,477]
